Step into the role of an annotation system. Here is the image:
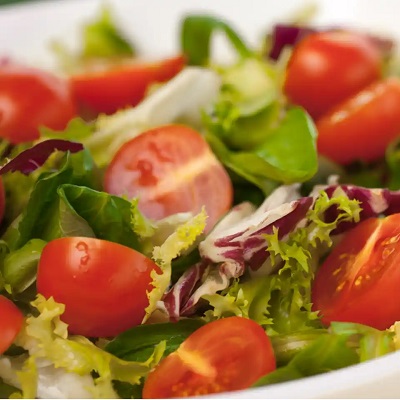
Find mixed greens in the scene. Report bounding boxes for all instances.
[1,4,400,399]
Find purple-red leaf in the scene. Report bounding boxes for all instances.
[0,139,84,176]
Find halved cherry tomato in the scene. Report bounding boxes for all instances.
[284,30,382,119]
[0,295,24,354]
[36,237,160,337]
[0,65,76,143]
[104,125,233,231]
[312,214,400,330]
[316,78,400,165]
[70,55,185,114]
[142,316,276,398]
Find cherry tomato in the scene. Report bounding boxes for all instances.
[0,177,5,224]
[104,125,233,231]
[36,237,160,337]
[284,30,382,119]
[70,55,185,114]
[312,214,400,330]
[316,78,400,165]
[142,316,276,398]
[0,65,76,143]
[0,295,24,354]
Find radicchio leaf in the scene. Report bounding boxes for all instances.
[0,140,84,176]
[268,24,315,60]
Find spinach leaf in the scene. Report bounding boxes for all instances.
[106,319,205,362]
[56,184,141,250]
[181,15,252,66]
[207,108,318,194]
[2,149,101,251]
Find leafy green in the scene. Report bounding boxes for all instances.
[329,322,395,362]
[204,190,362,335]
[81,5,134,59]
[50,5,134,74]
[2,150,100,251]
[106,319,205,362]
[255,322,395,387]
[206,107,318,194]
[385,137,400,189]
[181,15,252,66]
[0,377,20,398]
[144,209,207,322]
[254,334,359,387]
[1,239,46,294]
[14,295,164,399]
[56,185,141,250]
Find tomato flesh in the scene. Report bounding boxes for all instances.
[312,214,400,329]
[36,237,160,337]
[0,65,76,143]
[104,125,233,231]
[0,295,24,354]
[142,316,276,398]
[284,30,381,119]
[316,78,400,164]
[70,55,185,114]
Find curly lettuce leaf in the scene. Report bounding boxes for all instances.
[14,295,165,399]
[144,209,207,322]
[203,190,362,335]
[181,14,252,66]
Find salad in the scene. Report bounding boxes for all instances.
[1,3,400,399]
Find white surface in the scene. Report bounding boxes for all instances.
[1,0,400,398]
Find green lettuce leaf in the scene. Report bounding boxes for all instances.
[1,239,46,295]
[14,295,164,399]
[50,5,134,74]
[254,334,359,387]
[81,5,134,59]
[255,321,395,387]
[181,15,252,66]
[144,209,207,322]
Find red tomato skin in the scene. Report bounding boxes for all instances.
[284,30,381,119]
[0,65,76,143]
[142,316,276,398]
[312,214,400,330]
[36,237,159,337]
[104,125,233,231]
[70,55,185,114]
[316,78,400,165]
[0,295,24,354]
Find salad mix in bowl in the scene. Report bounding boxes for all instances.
[1,3,400,398]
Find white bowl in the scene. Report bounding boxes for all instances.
[1,0,400,398]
